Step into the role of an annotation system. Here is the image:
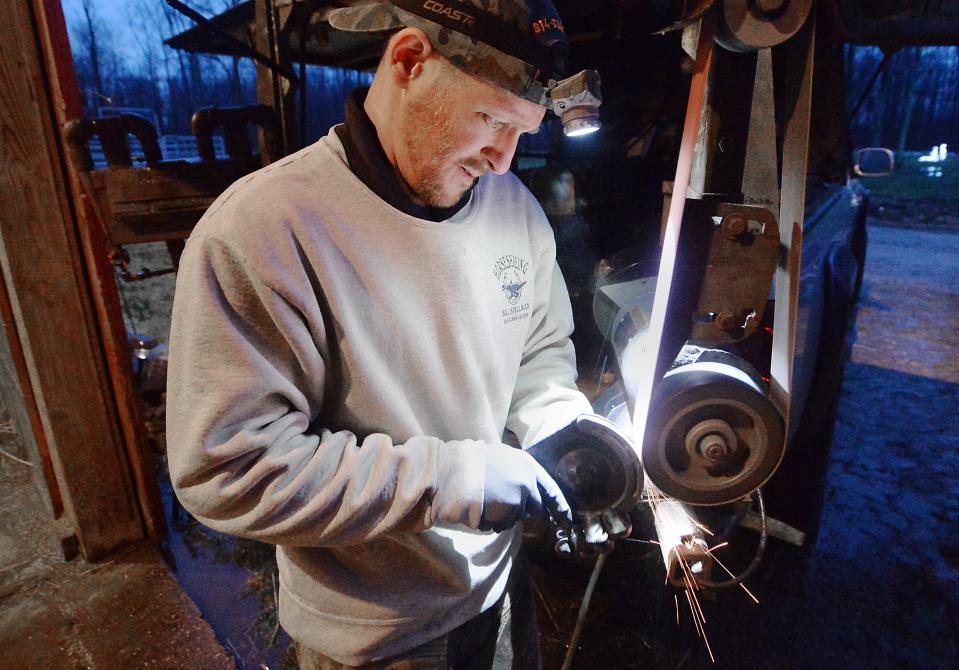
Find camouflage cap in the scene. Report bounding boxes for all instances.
[327,1,570,107]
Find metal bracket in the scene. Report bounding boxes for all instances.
[165,0,300,85]
[682,201,780,344]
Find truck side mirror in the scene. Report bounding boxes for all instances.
[853,148,895,177]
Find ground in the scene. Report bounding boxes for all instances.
[0,418,234,669]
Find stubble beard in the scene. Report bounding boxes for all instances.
[399,75,474,209]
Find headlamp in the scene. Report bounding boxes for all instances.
[548,70,603,137]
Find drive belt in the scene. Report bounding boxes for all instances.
[623,13,717,449]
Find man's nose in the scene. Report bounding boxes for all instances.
[482,130,521,175]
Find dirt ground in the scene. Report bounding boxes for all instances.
[0,419,234,670]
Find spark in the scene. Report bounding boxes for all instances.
[683,574,715,663]
[645,488,725,662]
[673,545,716,663]
[701,619,716,662]
[708,550,760,604]
[683,586,716,662]
[651,489,714,536]
[648,487,759,663]
[675,503,715,537]
[684,589,701,639]
[532,580,561,630]
[680,558,706,624]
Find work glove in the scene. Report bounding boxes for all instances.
[527,414,643,560]
[479,443,574,533]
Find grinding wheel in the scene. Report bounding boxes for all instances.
[715,0,813,53]
[528,414,643,515]
[643,361,785,505]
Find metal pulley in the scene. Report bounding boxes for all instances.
[715,0,813,52]
[642,354,785,505]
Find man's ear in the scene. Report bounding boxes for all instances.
[386,28,433,87]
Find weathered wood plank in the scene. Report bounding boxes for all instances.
[31,0,169,547]
[0,0,144,558]
[0,264,62,518]
[87,158,262,246]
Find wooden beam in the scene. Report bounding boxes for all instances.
[255,0,295,161]
[0,0,145,558]
[32,0,168,547]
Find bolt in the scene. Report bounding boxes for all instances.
[716,312,737,332]
[721,214,748,240]
[698,434,729,463]
[755,0,788,14]
[685,419,738,463]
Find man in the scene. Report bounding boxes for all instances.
[166,1,628,668]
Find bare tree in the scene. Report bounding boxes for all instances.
[206,0,249,105]
[65,0,112,111]
[79,0,104,95]
[848,45,959,152]
[895,49,923,154]
[126,1,168,128]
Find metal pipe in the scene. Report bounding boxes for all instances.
[647,488,714,588]
[559,553,607,670]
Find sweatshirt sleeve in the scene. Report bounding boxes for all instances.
[505,224,593,448]
[165,233,485,547]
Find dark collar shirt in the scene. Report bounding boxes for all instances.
[334,88,472,222]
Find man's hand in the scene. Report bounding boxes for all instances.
[563,509,633,559]
[527,414,643,559]
[479,443,574,532]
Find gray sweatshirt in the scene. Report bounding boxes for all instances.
[166,128,591,665]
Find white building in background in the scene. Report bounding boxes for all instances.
[918,143,949,162]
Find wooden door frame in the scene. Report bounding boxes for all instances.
[0,0,166,560]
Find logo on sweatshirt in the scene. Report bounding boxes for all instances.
[493,254,531,323]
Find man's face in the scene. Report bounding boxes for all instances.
[395,58,546,208]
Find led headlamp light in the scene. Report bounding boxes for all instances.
[548,70,603,137]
